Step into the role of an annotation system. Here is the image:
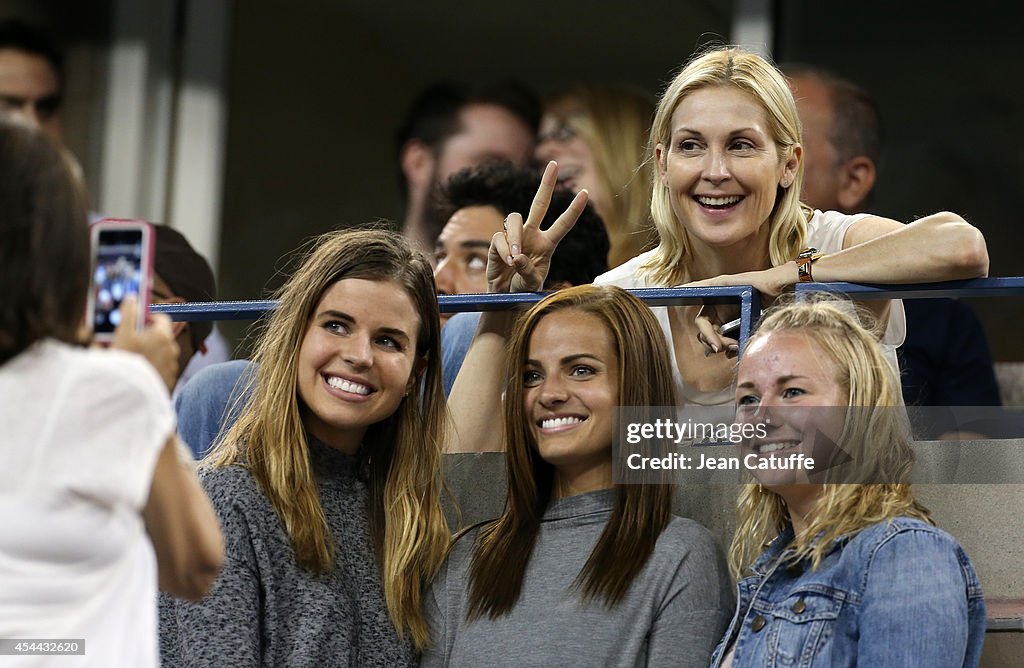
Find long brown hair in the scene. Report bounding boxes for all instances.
[467,285,676,619]
[0,119,90,364]
[205,227,449,648]
[728,296,930,578]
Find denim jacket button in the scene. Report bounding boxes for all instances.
[792,599,807,614]
[751,615,766,632]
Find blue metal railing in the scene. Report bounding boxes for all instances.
[150,277,1024,354]
[795,277,1024,299]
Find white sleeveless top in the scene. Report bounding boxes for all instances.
[595,210,906,406]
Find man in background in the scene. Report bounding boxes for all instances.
[432,162,609,392]
[150,225,219,398]
[786,66,1002,435]
[0,19,63,142]
[395,82,539,255]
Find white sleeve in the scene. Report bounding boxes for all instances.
[805,209,870,254]
[593,249,655,288]
[56,351,176,510]
[806,209,906,349]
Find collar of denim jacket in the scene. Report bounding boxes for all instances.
[750,526,796,576]
[750,524,856,576]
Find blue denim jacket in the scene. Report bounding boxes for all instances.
[711,516,985,667]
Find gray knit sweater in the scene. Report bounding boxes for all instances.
[158,439,415,667]
[422,489,734,667]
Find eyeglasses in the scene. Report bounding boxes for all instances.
[537,123,577,144]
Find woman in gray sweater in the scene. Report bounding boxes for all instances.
[160,228,450,666]
[433,170,733,665]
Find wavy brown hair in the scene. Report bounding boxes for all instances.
[205,227,449,648]
[0,119,90,364]
[728,295,930,579]
[467,285,676,619]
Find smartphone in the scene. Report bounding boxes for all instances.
[87,219,154,342]
[721,310,766,340]
[720,317,742,339]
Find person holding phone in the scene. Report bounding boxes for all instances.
[0,119,224,666]
[431,166,733,666]
[160,227,450,666]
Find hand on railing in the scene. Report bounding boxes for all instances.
[680,265,793,300]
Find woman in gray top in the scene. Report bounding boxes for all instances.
[432,172,733,666]
[160,228,450,666]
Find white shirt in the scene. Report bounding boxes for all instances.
[595,210,906,406]
[0,340,174,667]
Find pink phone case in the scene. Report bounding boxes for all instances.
[87,219,155,341]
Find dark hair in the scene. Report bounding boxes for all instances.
[783,64,882,166]
[438,161,609,286]
[0,119,89,365]
[394,81,541,196]
[468,285,675,619]
[152,225,217,349]
[0,19,64,88]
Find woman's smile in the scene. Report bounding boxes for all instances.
[657,86,799,250]
[297,278,421,453]
[523,309,619,493]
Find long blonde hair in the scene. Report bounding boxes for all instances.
[468,285,676,619]
[544,84,656,267]
[642,46,811,286]
[205,227,449,648]
[728,296,930,578]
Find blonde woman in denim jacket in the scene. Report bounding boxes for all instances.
[712,297,985,667]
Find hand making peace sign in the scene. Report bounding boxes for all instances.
[486,161,589,294]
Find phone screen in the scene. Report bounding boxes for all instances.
[91,228,146,336]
